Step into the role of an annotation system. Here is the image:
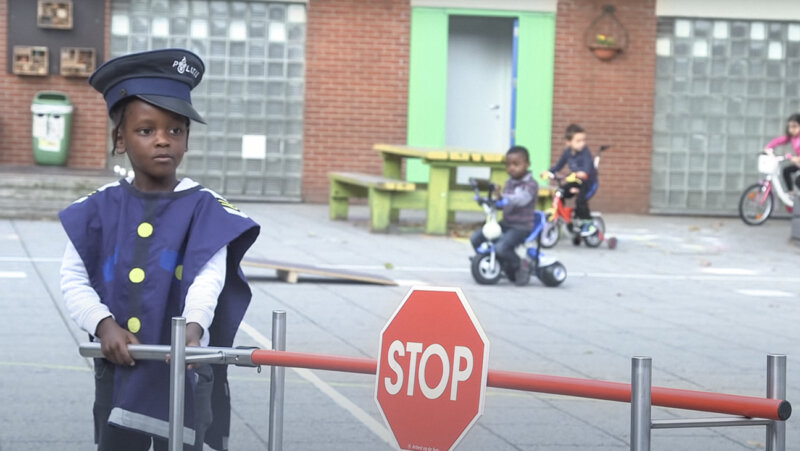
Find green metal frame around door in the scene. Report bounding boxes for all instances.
[406,7,555,183]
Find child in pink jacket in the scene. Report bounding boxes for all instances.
[765,113,800,193]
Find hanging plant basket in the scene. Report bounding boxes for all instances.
[584,5,628,62]
[589,45,622,61]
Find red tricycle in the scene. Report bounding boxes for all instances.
[540,145,617,249]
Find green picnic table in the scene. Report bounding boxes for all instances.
[374,144,550,234]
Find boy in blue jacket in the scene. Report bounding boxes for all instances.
[541,123,597,236]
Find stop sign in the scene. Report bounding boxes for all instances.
[375,287,490,451]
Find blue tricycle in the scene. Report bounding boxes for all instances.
[469,179,567,287]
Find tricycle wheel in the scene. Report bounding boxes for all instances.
[538,262,567,287]
[471,253,502,285]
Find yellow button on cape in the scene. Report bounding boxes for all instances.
[127,317,141,333]
[129,268,145,283]
[137,222,153,238]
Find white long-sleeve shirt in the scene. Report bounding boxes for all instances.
[59,177,226,347]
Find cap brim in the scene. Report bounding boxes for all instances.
[137,94,206,124]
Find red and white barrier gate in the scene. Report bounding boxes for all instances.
[79,288,792,451]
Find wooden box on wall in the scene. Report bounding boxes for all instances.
[7,0,106,76]
[37,1,73,29]
[60,47,95,77]
[12,46,49,76]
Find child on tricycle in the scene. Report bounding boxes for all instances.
[469,146,538,285]
[469,146,566,287]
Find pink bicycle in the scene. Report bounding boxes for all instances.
[739,150,796,225]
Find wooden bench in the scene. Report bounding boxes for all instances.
[328,171,416,232]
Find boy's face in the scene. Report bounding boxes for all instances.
[567,132,586,152]
[505,152,530,179]
[116,99,189,192]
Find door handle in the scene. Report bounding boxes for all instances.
[489,104,500,110]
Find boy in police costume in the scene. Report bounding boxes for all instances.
[59,49,260,450]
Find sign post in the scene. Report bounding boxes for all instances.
[375,287,490,451]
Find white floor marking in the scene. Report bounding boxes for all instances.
[317,264,465,273]
[578,272,800,282]
[238,321,396,447]
[737,289,795,297]
[272,262,800,283]
[393,279,428,286]
[700,267,757,276]
[611,233,661,241]
[0,271,26,278]
[0,257,62,263]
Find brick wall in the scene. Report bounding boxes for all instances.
[2,0,656,213]
[303,0,655,210]
[552,0,657,213]
[0,0,109,169]
[302,0,410,202]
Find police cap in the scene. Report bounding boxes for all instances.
[89,48,206,124]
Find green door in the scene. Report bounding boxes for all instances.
[406,7,555,182]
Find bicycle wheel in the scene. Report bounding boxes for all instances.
[540,220,560,248]
[583,216,605,248]
[591,213,606,234]
[739,183,774,225]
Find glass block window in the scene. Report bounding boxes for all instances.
[109,0,306,200]
[651,18,800,214]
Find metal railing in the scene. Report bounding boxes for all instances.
[78,312,791,450]
[631,355,788,451]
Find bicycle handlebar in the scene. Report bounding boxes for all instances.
[542,145,610,181]
[759,151,786,163]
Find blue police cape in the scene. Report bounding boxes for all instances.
[59,179,260,450]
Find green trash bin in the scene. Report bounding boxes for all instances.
[31,91,73,166]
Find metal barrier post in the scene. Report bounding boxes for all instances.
[766,354,787,451]
[169,317,187,451]
[268,311,287,451]
[631,356,652,451]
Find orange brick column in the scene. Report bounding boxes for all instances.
[302,0,411,202]
[552,0,657,213]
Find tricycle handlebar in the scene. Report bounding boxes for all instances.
[469,177,497,206]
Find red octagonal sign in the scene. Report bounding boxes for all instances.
[375,287,489,451]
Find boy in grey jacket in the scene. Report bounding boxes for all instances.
[470,146,539,286]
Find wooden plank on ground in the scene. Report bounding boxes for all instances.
[242,257,397,286]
